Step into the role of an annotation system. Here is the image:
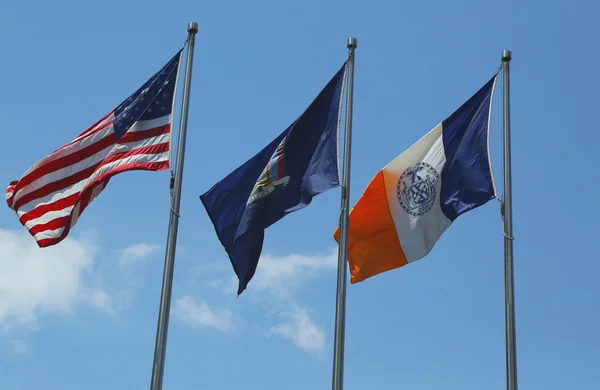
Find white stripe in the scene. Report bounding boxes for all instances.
[18,183,81,214]
[18,125,113,182]
[14,132,170,204]
[15,114,169,186]
[6,187,14,201]
[22,206,74,231]
[12,142,114,205]
[14,134,170,211]
[32,226,65,242]
[18,115,116,178]
[17,150,168,215]
[66,151,168,226]
[85,150,169,184]
[23,152,168,239]
[71,180,105,228]
[128,115,171,133]
[71,113,115,143]
[382,122,452,262]
[87,180,105,204]
[110,133,170,155]
[70,200,82,228]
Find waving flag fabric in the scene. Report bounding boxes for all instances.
[334,75,498,283]
[201,63,347,295]
[6,50,183,247]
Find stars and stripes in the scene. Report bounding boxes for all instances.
[6,50,183,248]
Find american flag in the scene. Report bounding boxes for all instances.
[6,50,183,248]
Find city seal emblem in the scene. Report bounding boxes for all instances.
[396,162,439,217]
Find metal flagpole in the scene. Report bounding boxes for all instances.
[501,49,518,390]
[149,21,198,390]
[331,36,357,390]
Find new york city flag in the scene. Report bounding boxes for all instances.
[201,63,347,294]
[334,75,498,283]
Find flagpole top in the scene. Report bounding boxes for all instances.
[502,50,512,62]
[188,22,198,34]
[347,37,357,49]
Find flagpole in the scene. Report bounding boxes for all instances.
[331,36,357,390]
[149,21,198,390]
[501,49,518,390]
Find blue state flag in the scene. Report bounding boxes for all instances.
[200,63,347,295]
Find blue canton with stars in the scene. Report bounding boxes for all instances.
[113,49,183,140]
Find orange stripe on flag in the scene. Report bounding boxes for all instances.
[333,171,408,283]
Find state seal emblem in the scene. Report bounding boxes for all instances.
[247,136,291,204]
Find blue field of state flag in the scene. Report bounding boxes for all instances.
[200,63,347,295]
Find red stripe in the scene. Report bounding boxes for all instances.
[12,123,168,196]
[119,124,170,144]
[71,160,168,230]
[28,216,70,236]
[18,147,168,228]
[10,112,172,248]
[76,179,107,221]
[86,160,169,187]
[75,188,94,222]
[13,164,100,211]
[76,111,113,138]
[103,142,169,165]
[58,118,114,152]
[24,160,169,248]
[6,181,18,207]
[53,112,114,153]
[12,138,170,210]
[37,237,63,248]
[18,193,80,224]
[13,132,116,193]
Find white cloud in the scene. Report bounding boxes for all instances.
[118,243,160,268]
[175,251,336,354]
[224,250,338,297]
[97,242,162,313]
[0,229,102,329]
[12,340,29,355]
[207,279,223,289]
[270,304,326,354]
[89,288,115,316]
[0,228,156,335]
[173,296,232,331]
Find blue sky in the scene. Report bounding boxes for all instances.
[1,0,599,389]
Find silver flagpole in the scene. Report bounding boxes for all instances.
[501,49,518,390]
[332,36,357,390]
[149,21,198,390]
